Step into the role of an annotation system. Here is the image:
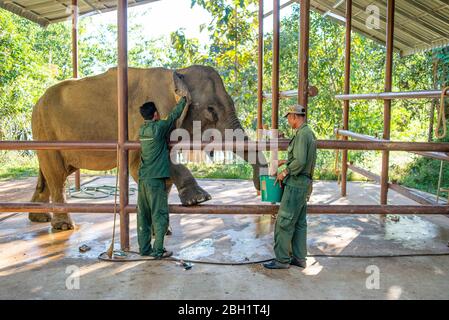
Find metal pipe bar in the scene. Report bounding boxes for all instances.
[257,0,264,139]
[298,0,310,115]
[2,203,449,215]
[335,90,449,101]
[263,89,301,99]
[336,129,449,162]
[166,204,449,215]
[381,0,395,205]
[347,164,380,182]
[3,139,449,152]
[0,141,118,150]
[269,0,280,175]
[71,0,81,191]
[263,0,295,18]
[388,183,435,206]
[263,88,318,100]
[272,0,280,131]
[0,203,118,213]
[348,164,435,205]
[341,0,352,197]
[71,0,78,79]
[117,0,129,251]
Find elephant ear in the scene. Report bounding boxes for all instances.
[173,71,191,128]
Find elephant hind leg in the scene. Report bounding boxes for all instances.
[38,151,74,231]
[28,169,52,223]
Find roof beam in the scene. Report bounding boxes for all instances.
[0,0,51,26]
[404,0,449,29]
[313,0,409,51]
[349,2,412,49]
[263,0,297,18]
[26,1,62,12]
[379,0,449,39]
[350,1,430,46]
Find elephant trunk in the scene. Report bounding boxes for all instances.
[226,112,268,191]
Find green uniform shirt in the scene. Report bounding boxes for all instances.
[284,122,317,188]
[138,98,187,179]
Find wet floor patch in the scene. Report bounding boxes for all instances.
[1,179,449,266]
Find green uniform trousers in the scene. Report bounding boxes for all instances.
[137,178,169,257]
[274,180,309,263]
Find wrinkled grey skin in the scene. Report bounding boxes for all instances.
[173,66,268,203]
[28,65,268,230]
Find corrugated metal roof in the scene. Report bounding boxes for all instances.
[0,0,159,27]
[310,0,449,56]
[1,0,448,56]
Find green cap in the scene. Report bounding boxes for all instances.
[284,104,306,118]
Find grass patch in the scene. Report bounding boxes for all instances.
[187,162,253,180]
[0,165,38,180]
[0,152,39,180]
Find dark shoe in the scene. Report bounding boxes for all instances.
[263,260,289,269]
[153,249,173,259]
[290,257,307,268]
[166,226,173,236]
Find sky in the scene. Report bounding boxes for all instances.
[80,0,296,45]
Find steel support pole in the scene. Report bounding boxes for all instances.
[257,0,264,140]
[341,0,352,197]
[335,90,449,101]
[3,203,449,215]
[271,0,280,174]
[347,164,435,205]
[3,139,449,152]
[336,129,449,162]
[298,0,310,114]
[272,0,280,132]
[71,0,81,191]
[381,0,395,205]
[117,0,129,251]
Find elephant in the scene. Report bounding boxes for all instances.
[29,65,268,230]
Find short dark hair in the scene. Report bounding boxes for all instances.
[140,101,157,120]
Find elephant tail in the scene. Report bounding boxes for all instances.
[36,169,47,194]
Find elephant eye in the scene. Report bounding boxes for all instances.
[207,106,219,122]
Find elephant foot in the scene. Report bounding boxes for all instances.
[179,185,212,206]
[51,214,75,231]
[29,212,52,223]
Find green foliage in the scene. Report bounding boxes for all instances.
[1,3,449,191]
[0,151,38,180]
[187,162,253,179]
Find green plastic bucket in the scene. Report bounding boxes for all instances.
[260,175,284,203]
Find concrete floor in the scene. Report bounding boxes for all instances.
[1,176,449,299]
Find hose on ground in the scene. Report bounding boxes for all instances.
[98,250,449,265]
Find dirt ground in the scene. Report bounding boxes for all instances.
[1,175,449,300]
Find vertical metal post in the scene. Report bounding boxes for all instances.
[71,0,81,191]
[341,0,352,197]
[298,0,310,116]
[270,0,280,175]
[436,161,443,203]
[272,0,280,132]
[381,0,395,205]
[257,0,264,140]
[118,0,129,250]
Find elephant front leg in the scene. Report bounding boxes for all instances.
[170,163,211,206]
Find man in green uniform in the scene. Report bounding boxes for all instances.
[137,96,187,258]
[263,104,317,269]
